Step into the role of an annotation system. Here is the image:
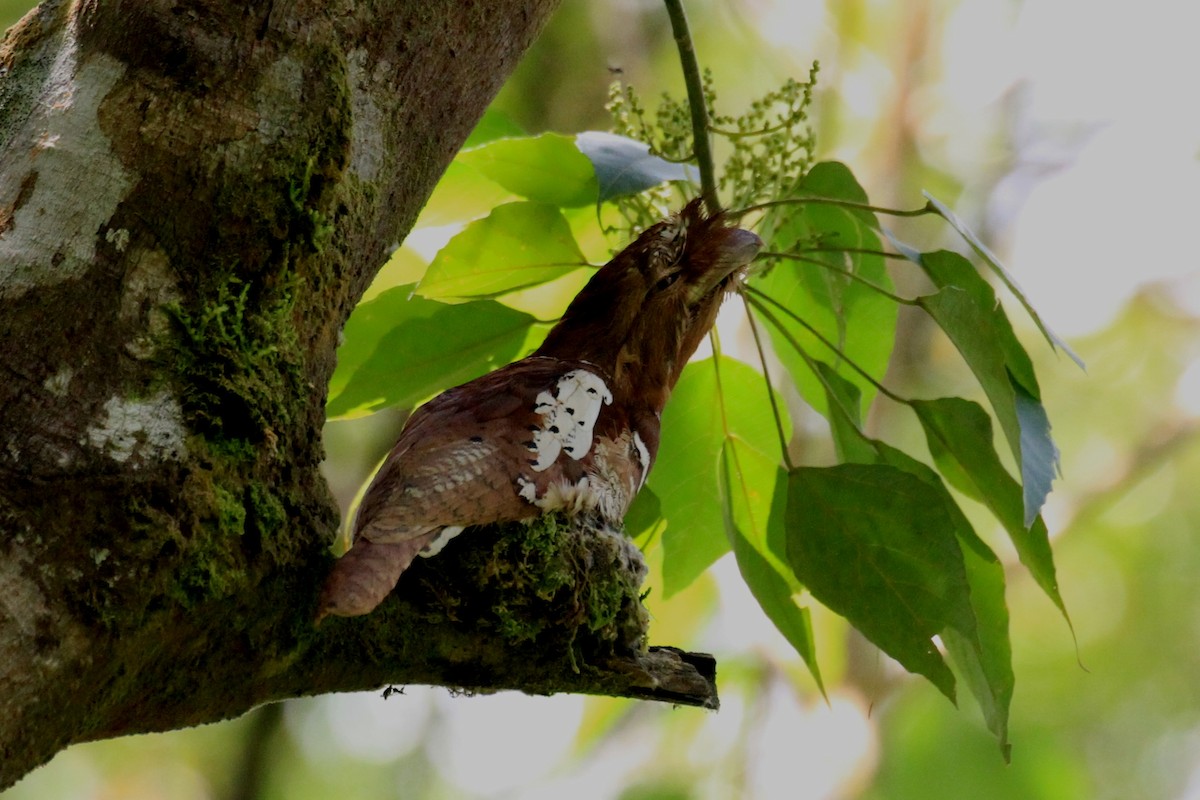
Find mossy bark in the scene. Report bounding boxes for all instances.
[0,0,716,789]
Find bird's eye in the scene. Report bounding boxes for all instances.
[655,272,681,291]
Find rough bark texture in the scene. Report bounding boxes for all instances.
[0,0,717,789]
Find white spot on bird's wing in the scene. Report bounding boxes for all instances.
[633,431,651,490]
[420,525,464,557]
[517,476,538,504]
[528,370,612,472]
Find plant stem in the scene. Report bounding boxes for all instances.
[758,250,918,305]
[733,197,935,219]
[745,287,907,405]
[740,291,796,470]
[664,0,720,213]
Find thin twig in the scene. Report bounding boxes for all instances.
[733,197,935,219]
[758,250,918,305]
[664,0,720,213]
[739,290,795,470]
[744,287,906,405]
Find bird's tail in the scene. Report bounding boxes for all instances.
[315,535,433,624]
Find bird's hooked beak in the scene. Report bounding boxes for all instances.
[690,226,763,302]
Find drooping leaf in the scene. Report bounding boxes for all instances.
[649,356,787,596]
[720,439,823,693]
[871,441,1014,756]
[917,285,1022,455]
[327,285,536,419]
[810,343,1017,752]
[416,202,588,300]
[924,191,1084,369]
[1014,385,1060,527]
[575,131,697,202]
[911,396,1066,617]
[457,133,599,208]
[942,533,1014,761]
[751,161,898,418]
[786,463,973,700]
[916,250,1040,398]
[915,279,1059,526]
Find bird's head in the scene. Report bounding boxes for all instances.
[534,199,762,410]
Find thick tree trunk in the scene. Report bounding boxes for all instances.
[0,0,716,789]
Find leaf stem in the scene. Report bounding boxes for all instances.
[745,286,907,405]
[733,197,935,219]
[739,290,796,470]
[758,250,917,306]
[664,0,720,213]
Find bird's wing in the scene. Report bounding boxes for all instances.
[353,358,607,544]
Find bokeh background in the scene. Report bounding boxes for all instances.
[5,0,1199,797]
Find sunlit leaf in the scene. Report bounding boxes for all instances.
[416,202,588,300]
[362,246,428,301]
[415,160,517,228]
[751,161,898,418]
[924,191,1085,370]
[327,285,536,419]
[720,439,824,693]
[457,133,599,208]
[463,107,525,148]
[649,356,786,596]
[575,131,697,202]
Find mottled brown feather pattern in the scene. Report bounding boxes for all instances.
[317,201,761,621]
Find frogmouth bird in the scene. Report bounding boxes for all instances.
[317,200,762,621]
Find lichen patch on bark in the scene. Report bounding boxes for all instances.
[84,392,186,466]
[0,45,131,298]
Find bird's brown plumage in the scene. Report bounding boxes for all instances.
[317,200,762,621]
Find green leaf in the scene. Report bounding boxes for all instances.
[457,133,599,208]
[810,355,1017,752]
[720,439,824,693]
[917,285,1021,453]
[812,360,877,464]
[924,191,1085,370]
[624,486,664,548]
[463,107,525,148]
[942,535,1013,761]
[326,285,535,419]
[575,131,697,202]
[415,160,517,228]
[649,357,785,596]
[916,281,1059,525]
[910,397,1063,612]
[786,463,973,700]
[416,202,588,300]
[751,161,898,418]
[1015,385,1060,528]
[916,250,1040,398]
